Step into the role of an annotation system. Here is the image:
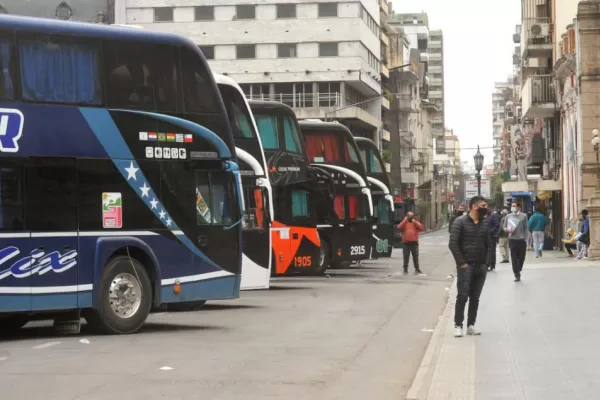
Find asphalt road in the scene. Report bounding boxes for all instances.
[0,230,454,400]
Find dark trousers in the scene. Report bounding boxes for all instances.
[454,263,487,328]
[509,239,527,277]
[487,239,497,269]
[402,242,419,270]
[565,243,577,256]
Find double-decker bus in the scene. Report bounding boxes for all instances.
[299,121,373,269]
[248,101,323,276]
[355,138,394,259]
[0,16,243,334]
[214,74,273,289]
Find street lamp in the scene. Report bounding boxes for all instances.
[474,145,484,196]
[592,128,600,192]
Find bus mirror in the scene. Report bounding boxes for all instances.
[262,187,272,224]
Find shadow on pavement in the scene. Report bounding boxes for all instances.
[267,285,314,291]
[202,303,263,311]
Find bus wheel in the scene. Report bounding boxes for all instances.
[166,301,207,312]
[85,256,152,335]
[0,315,29,334]
[313,241,330,275]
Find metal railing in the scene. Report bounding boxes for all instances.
[525,74,555,104]
[246,92,344,109]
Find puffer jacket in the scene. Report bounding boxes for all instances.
[448,214,494,266]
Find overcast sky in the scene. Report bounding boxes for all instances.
[391,0,521,170]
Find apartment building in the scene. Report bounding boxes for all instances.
[114,0,383,142]
[388,12,445,154]
[0,0,113,22]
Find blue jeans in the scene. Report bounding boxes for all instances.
[532,231,545,256]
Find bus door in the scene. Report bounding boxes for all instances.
[330,189,372,262]
[372,194,394,258]
[240,180,271,286]
[0,158,32,312]
[193,167,241,291]
[27,158,80,311]
[284,185,319,272]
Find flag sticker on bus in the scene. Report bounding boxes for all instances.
[102,192,123,229]
[0,108,24,153]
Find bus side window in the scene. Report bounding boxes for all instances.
[103,41,179,112]
[0,35,15,100]
[283,117,302,153]
[333,195,345,219]
[195,171,236,225]
[27,158,77,231]
[180,47,219,114]
[377,200,390,223]
[0,159,25,232]
[291,190,309,218]
[18,36,101,105]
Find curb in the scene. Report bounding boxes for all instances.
[405,279,456,400]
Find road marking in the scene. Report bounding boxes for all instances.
[159,366,174,371]
[33,341,61,350]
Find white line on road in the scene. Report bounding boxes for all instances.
[32,341,61,350]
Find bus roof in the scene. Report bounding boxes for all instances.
[214,74,244,93]
[0,15,199,48]
[354,137,378,149]
[248,100,296,114]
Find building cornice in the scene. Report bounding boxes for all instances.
[553,54,576,80]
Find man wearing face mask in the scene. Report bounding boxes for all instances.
[498,208,510,263]
[399,211,424,275]
[448,205,465,233]
[503,201,529,282]
[448,196,494,337]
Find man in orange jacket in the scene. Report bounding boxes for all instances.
[398,211,425,274]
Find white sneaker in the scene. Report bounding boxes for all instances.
[454,326,464,337]
[466,325,481,336]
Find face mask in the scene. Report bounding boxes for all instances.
[511,207,517,213]
[477,207,488,219]
[456,210,463,215]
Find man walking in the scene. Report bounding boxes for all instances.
[498,208,510,263]
[504,201,529,282]
[528,206,549,258]
[449,196,493,337]
[485,209,501,271]
[448,205,465,233]
[398,211,424,275]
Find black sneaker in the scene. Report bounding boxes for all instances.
[415,269,422,275]
[403,268,408,275]
[500,260,509,263]
[514,276,521,282]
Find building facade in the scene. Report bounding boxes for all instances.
[115,0,383,142]
[0,0,113,22]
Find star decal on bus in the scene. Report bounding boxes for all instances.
[125,161,139,180]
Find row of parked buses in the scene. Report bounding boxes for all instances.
[0,15,395,335]
[216,75,396,287]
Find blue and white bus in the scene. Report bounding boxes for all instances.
[0,16,243,334]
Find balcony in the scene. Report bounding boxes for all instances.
[380,64,389,79]
[382,96,390,110]
[522,18,552,59]
[382,129,390,141]
[521,75,556,118]
[380,0,388,15]
[380,30,389,47]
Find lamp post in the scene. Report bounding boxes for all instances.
[474,145,484,197]
[592,129,600,192]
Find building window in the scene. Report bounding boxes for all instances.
[319,3,338,17]
[236,44,256,59]
[319,42,338,57]
[195,6,214,21]
[277,4,296,18]
[236,4,255,19]
[277,43,297,58]
[199,45,214,60]
[154,7,173,22]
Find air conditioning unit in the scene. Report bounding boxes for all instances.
[513,33,521,43]
[530,23,549,38]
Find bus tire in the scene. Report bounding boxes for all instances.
[166,301,207,312]
[0,315,29,334]
[85,256,152,335]
[313,240,330,275]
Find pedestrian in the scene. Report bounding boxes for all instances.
[504,201,529,282]
[398,211,424,274]
[498,208,510,263]
[526,210,534,250]
[562,228,577,257]
[528,206,549,258]
[448,204,465,233]
[576,209,590,259]
[485,209,501,271]
[448,195,493,337]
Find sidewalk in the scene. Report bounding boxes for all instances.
[408,251,600,400]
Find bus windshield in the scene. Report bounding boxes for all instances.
[304,132,360,164]
[254,113,303,152]
[360,148,385,173]
[218,84,257,139]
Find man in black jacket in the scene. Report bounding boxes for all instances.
[448,195,494,338]
[448,204,465,233]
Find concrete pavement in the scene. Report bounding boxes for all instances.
[0,230,453,400]
[411,245,600,400]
